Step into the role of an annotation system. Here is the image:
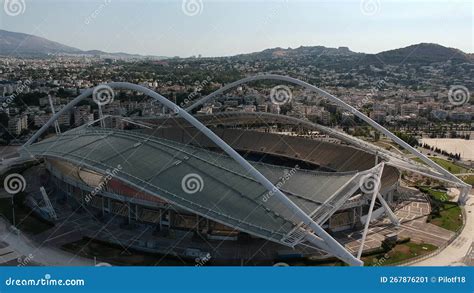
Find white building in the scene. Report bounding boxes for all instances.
[8,114,28,136]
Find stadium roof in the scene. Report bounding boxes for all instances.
[20,78,470,265]
[23,127,365,245]
[135,111,469,187]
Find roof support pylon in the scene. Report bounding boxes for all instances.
[98,103,105,128]
[376,192,400,226]
[458,186,472,206]
[48,95,61,135]
[357,162,385,259]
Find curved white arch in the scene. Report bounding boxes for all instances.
[23,82,363,266]
[186,74,470,194]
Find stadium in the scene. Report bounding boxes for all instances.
[20,75,471,266]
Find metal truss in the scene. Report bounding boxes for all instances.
[23,75,471,266]
[184,73,472,203]
[357,163,384,259]
[24,82,364,266]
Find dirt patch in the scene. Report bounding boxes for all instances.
[393,245,410,254]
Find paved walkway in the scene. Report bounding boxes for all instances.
[412,190,474,266]
[0,218,94,266]
[396,201,454,247]
[336,189,455,255]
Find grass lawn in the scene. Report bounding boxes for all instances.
[413,157,472,185]
[429,157,468,174]
[364,242,437,266]
[413,157,468,174]
[460,175,474,185]
[418,186,463,232]
[428,202,463,232]
[418,186,449,201]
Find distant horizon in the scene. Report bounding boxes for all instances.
[0,0,472,57]
[1,28,472,59]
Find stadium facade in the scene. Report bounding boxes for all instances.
[21,75,472,266]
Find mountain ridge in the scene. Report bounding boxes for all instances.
[0,29,472,64]
[0,29,166,59]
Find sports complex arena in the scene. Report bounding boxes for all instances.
[19,75,471,266]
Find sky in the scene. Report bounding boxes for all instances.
[0,0,472,57]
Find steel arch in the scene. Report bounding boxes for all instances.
[23,82,364,266]
[186,74,470,194]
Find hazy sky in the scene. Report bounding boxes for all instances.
[0,0,472,57]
